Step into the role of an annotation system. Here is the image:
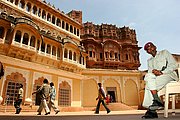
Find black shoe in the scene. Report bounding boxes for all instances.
[94,112,99,114]
[142,110,158,119]
[37,113,41,115]
[107,110,111,114]
[45,112,50,115]
[18,108,22,113]
[55,110,60,114]
[149,100,164,110]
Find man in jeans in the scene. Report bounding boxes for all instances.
[48,82,60,114]
[95,83,110,114]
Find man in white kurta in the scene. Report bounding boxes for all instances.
[142,42,178,119]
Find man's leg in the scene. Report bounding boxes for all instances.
[50,99,59,114]
[101,100,110,113]
[95,100,101,114]
[42,99,50,115]
[149,74,174,110]
[37,102,43,115]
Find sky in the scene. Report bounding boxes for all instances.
[46,0,180,70]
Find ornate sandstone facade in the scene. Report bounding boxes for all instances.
[0,0,143,110]
[81,22,141,70]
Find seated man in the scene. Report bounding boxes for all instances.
[142,42,178,119]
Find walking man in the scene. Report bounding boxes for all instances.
[15,84,23,114]
[95,83,111,114]
[48,82,60,114]
[32,79,51,115]
[142,42,178,119]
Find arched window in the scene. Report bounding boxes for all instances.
[126,54,129,60]
[15,0,18,5]
[36,40,40,50]
[74,27,76,35]
[38,8,41,17]
[46,44,51,54]
[19,0,25,9]
[30,36,36,47]
[52,46,56,56]
[66,23,69,31]
[70,25,73,33]
[26,2,31,12]
[10,0,14,3]
[52,16,55,24]
[32,6,37,15]
[69,50,72,60]
[42,10,46,19]
[14,30,21,42]
[47,13,51,22]
[73,52,76,61]
[77,29,79,36]
[56,18,61,27]
[41,42,45,52]
[57,48,60,60]
[0,26,4,39]
[22,33,29,45]
[58,81,71,106]
[64,48,68,58]
[62,21,65,29]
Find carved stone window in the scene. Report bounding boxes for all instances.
[52,16,55,24]
[22,33,29,45]
[62,21,65,29]
[46,44,51,54]
[42,10,46,20]
[64,48,68,58]
[26,2,31,12]
[30,36,36,47]
[14,30,21,42]
[58,81,71,106]
[19,0,25,9]
[73,52,76,61]
[2,72,26,105]
[0,26,4,39]
[56,18,61,27]
[69,50,72,60]
[32,6,37,15]
[52,46,56,56]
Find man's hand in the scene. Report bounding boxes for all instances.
[152,69,163,76]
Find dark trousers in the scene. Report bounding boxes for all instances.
[95,99,110,113]
[14,99,22,113]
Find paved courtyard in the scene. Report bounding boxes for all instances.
[0,110,180,120]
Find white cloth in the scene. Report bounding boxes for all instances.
[142,50,178,108]
[18,88,23,99]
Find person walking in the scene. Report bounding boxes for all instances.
[14,84,23,114]
[32,79,51,115]
[95,83,111,114]
[48,82,60,114]
[142,42,178,119]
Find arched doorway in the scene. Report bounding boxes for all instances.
[124,79,139,106]
[2,72,26,105]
